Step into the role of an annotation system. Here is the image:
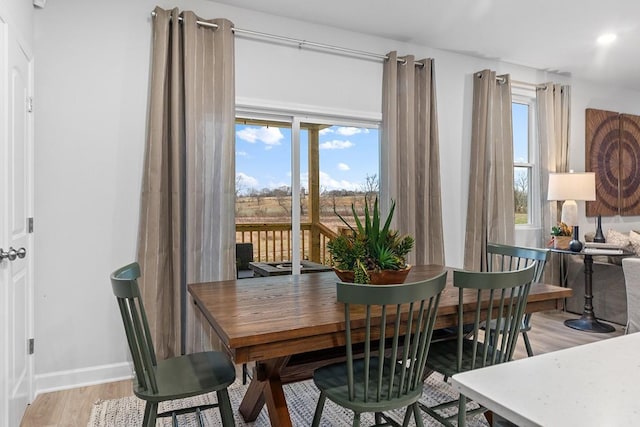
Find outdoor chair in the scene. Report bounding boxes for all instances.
[419,264,536,427]
[236,242,254,279]
[110,262,236,427]
[484,243,550,357]
[312,272,448,427]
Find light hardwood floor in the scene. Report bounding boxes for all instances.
[20,310,624,427]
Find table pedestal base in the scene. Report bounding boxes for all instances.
[564,316,615,333]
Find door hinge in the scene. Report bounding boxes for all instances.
[27,97,33,113]
[28,338,34,355]
[28,217,34,233]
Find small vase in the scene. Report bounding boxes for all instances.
[593,214,605,243]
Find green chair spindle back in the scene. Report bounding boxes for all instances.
[420,264,536,427]
[486,243,549,357]
[111,262,159,394]
[486,243,549,282]
[454,264,536,369]
[312,272,447,426]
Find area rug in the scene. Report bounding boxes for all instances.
[87,374,489,426]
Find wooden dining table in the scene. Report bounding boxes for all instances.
[188,265,571,427]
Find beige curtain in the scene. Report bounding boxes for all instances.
[381,52,444,266]
[464,70,515,271]
[538,83,571,284]
[137,7,235,359]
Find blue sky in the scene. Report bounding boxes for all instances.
[235,124,380,195]
[512,102,529,163]
[236,104,527,195]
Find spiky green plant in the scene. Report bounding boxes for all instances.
[328,197,414,283]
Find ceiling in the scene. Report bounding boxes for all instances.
[213,0,640,91]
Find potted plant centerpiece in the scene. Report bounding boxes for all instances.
[550,222,572,250]
[327,197,414,284]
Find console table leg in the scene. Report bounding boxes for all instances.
[564,254,615,333]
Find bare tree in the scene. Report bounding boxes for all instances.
[361,173,379,197]
[361,173,379,210]
[274,186,291,216]
[514,171,528,214]
[235,175,245,198]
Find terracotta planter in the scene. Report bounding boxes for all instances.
[333,265,412,285]
[553,236,571,250]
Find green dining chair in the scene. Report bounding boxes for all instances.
[419,264,536,427]
[312,272,448,427]
[110,262,236,427]
[485,243,550,357]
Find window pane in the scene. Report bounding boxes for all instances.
[514,166,530,224]
[316,125,379,232]
[235,123,292,223]
[512,102,529,163]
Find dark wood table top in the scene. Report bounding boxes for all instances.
[188,265,571,364]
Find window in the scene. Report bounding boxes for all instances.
[234,114,379,266]
[512,90,538,227]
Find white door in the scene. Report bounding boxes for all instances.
[0,23,34,427]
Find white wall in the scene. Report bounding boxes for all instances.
[33,0,640,392]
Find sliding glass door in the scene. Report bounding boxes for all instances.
[235,113,379,274]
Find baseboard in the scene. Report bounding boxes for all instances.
[34,361,133,396]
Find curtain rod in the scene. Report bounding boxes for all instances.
[151,11,423,66]
[512,80,549,90]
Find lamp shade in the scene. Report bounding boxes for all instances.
[547,172,596,202]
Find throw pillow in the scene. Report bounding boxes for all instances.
[606,229,630,248]
[606,229,633,265]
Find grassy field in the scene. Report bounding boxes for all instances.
[515,213,528,224]
[236,194,372,228]
[236,195,527,227]
[235,195,527,263]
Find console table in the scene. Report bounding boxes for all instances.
[551,247,633,333]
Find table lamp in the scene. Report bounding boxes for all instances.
[547,171,596,252]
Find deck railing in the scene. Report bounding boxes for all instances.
[236,222,338,264]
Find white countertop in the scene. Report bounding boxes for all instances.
[451,333,640,427]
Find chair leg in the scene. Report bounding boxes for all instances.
[216,388,235,427]
[522,331,534,357]
[143,402,158,427]
[411,403,424,427]
[142,402,152,427]
[375,412,383,424]
[311,392,326,427]
[352,412,361,427]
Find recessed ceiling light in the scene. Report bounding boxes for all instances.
[597,33,617,45]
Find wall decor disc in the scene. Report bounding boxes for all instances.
[586,109,619,216]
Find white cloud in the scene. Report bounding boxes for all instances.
[319,171,360,191]
[319,139,354,150]
[319,128,333,135]
[336,127,362,136]
[338,163,350,171]
[236,126,284,146]
[236,172,259,190]
[236,150,248,157]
